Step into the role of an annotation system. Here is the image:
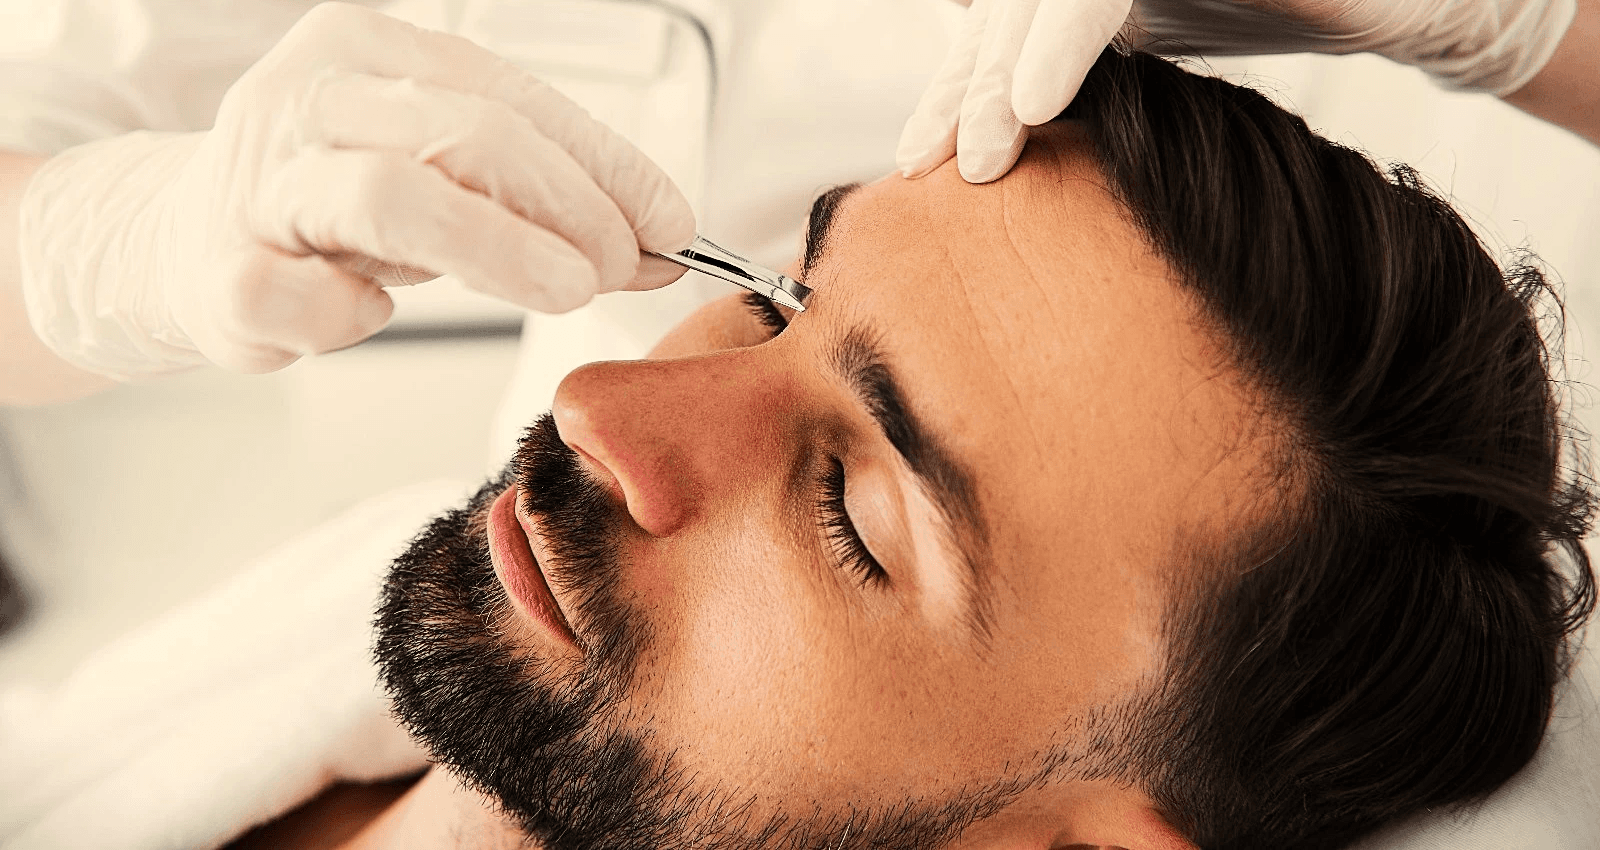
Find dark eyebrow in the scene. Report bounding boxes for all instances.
[830,325,995,643]
[802,183,864,281]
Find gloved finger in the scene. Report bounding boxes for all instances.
[261,147,600,313]
[283,3,696,255]
[897,0,994,178]
[957,0,1042,182]
[1012,0,1133,125]
[301,71,639,292]
[627,253,690,292]
[327,255,440,289]
[236,248,394,364]
[485,75,696,255]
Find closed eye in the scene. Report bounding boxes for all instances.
[817,456,889,588]
[741,292,790,337]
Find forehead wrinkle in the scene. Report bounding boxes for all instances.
[894,222,1012,648]
[945,141,1190,645]
[893,180,1054,633]
[959,175,1058,472]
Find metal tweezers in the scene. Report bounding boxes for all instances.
[646,235,812,312]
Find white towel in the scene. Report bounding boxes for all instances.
[0,481,464,850]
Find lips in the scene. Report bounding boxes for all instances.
[487,486,579,649]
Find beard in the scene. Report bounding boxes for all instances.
[374,414,1014,849]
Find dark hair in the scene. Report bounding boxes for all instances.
[1057,47,1597,849]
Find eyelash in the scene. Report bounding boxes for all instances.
[741,291,790,336]
[818,456,889,588]
[741,294,885,588]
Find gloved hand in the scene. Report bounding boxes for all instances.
[897,0,1133,184]
[18,2,696,379]
[897,0,1576,185]
[1129,0,1576,94]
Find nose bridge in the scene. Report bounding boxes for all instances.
[551,353,784,538]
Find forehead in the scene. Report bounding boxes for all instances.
[808,124,1267,627]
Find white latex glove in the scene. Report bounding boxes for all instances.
[898,0,1576,185]
[1129,0,1576,94]
[18,2,696,379]
[897,0,1134,183]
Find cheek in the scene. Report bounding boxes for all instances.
[619,528,902,793]
[617,525,1026,803]
[647,295,773,359]
[630,523,846,728]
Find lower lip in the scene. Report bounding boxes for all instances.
[487,486,579,649]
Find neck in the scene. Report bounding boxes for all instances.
[349,767,535,850]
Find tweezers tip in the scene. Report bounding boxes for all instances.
[773,277,811,312]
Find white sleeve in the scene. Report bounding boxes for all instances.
[0,0,331,155]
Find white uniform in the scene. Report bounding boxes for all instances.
[0,2,1596,848]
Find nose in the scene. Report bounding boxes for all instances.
[550,354,791,537]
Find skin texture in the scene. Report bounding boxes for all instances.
[350,122,1271,850]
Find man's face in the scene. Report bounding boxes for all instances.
[377,124,1267,848]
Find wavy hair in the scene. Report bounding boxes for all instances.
[1057,46,1596,849]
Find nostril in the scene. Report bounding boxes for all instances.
[565,438,693,538]
[569,443,627,507]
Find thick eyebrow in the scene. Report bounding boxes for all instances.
[830,325,995,643]
[802,183,864,281]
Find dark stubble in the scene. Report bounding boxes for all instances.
[374,414,1017,849]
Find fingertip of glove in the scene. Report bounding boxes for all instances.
[1011,63,1085,127]
[955,95,1026,183]
[1012,93,1067,128]
[895,136,945,178]
[957,148,1016,184]
[626,254,689,292]
[896,134,954,180]
[596,249,653,295]
[956,162,1002,184]
[897,154,942,180]
[897,105,960,177]
[539,285,597,315]
[356,289,396,334]
[528,253,602,313]
[634,189,698,255]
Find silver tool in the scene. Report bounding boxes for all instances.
[646,235,812,312]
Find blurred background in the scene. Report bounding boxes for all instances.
[1,0,1597,694]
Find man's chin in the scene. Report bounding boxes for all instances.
[370,471,682,849]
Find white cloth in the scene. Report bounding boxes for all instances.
[0,481,459,850]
